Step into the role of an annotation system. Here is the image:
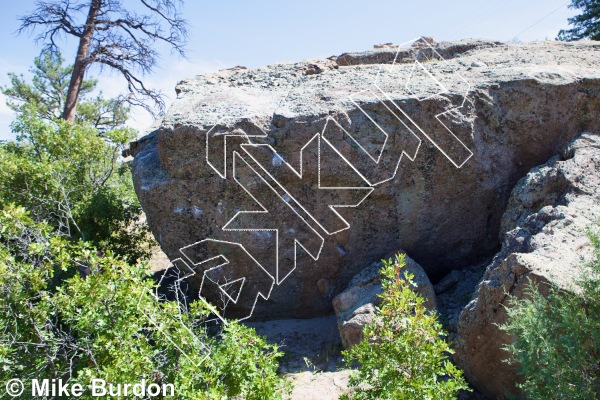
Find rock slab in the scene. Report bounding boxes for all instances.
[454,132,600,399]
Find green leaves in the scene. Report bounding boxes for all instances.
[341,254,469,400]
[1,50,128,131]
[499,225,600,399]
[0,102,148,264]
[0,207,290,399]
[0,43,297,400]
[1,53,146,263]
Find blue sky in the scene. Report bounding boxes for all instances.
[0,0,576,140]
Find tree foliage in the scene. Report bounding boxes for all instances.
[0,205,290,399]
[341,254,469,400]
[558,0,600,41]
[0,50,292,397]
[499,225,600,399]
[2,50,128,132]
[0,53,152,263]
[19,0,188,120]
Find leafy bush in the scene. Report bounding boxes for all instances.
[500,226,600,399]
[0,53,291,400]
[341,254,469,400]
[0,112,150,263]
[0,205,290,399]
[1,53,152,263]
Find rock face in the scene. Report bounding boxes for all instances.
[433,261,488,341]
[454,132,600,399]
[332,252,436,348]
[131,39,600,320]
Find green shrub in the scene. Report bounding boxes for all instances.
[0,53,292,399]
[0,205,290,399]
[341,254,469,400]
[0,107,151,264]
[1,54,150,264]
[499,226,600,399]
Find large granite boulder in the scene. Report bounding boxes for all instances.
[454,132,600,399]
[130,39,600,320]
[332,251,437,348]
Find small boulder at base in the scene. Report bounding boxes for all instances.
[333,252,437,348]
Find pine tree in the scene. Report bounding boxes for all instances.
[18,0,187,121]
[558,0,600,41]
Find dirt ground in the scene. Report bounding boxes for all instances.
[245,316,353,399]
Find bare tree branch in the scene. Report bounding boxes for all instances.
[18,0,188,121]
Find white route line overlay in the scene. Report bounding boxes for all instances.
[179,238,275,323]
[168,37,477,322]
[135,259,217,367]
[205,122,268,179]
[240,133,374,235]
[321,93,422,187]
[223,152,325,285]
[373,37,473,168]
